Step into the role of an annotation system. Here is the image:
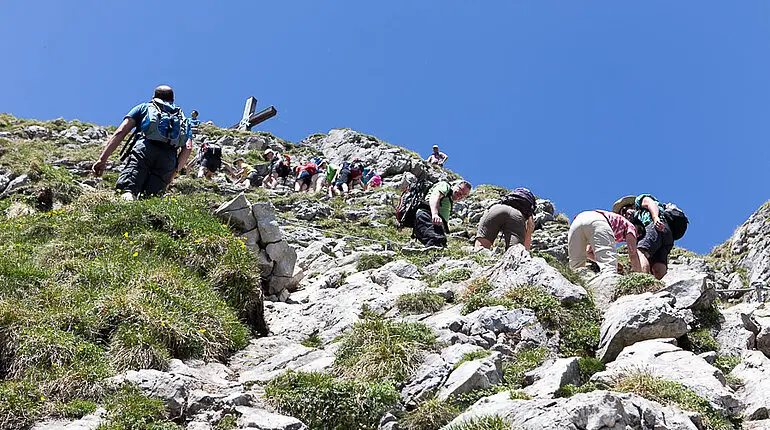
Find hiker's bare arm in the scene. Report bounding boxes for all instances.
[524,215,534,250]
[626,233,642,272]
[641,196,665,231]
[430,192,443,225]
[92,117,135,176]
[176,138,193,173]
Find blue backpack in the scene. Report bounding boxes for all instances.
[141,99,187,147]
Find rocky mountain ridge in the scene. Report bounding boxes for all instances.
[0,114,769,430]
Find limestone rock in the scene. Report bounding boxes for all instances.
[436,351,503,401]
[236,406,307,430]
[731,350,770,420]
[401,353,450,406]
[215,194,257,232]
[121,369,188,418]
[32,409,106,430]
[1,173,29,197]
[662,266,717,310]
[24,125,52,139]
[253,202,283,244]
[597,292,688,362]
[715,302,759,357]
[448,390,699,430]
[593,339,743,416]
[522,357,580,399]
[487,244,587,304]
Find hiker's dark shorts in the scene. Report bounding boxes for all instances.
[246,171,262,187]
[271,163,290,178]
[637,221,674,265]
[201,154,221,173]
[297,171,312,187]
[476,204,527,248]
[413,210,447,247]
[116,140,176,197]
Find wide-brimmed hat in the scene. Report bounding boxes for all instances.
[612,195,637,214]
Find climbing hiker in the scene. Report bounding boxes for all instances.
[331,161,352,196]
[197,142,222,179]
[347,158,365,191]
[613,194,687,279]
[568,208,642,275]
[426,145,448,166]
[91,85,193,200]
[412,180,471,247]
[230,158,260,188]
[474,187,536,250]
[295,160,318,193]
[362,167,382,191]
[189,110,201,136]
[262,149,291,189]
[321,160,339,196]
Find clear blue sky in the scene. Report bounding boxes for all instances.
[1,1,768,254]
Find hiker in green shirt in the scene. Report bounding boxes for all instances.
[413,180,472,247]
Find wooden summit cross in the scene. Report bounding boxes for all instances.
[231,97,278,131]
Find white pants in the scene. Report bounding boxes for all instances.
[568,211,618,274]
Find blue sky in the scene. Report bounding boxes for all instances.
[1,1,768,254]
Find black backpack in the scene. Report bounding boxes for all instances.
[663,203,688,240]
[395,178,433,228]
[500,189,536,219]
[203,143,222,159]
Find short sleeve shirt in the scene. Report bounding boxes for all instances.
[596,210,637,243]
[427,181,453,221]
[325,164,339,182]
[634,194,665,226]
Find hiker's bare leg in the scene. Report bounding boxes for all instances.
[652,263,667,280]
[638,250,651,274]
[474,237,493,249]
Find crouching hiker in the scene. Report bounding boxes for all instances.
[613,194,688,280]
[568,209,642,275]
[92,85,193,199]
[475,187,536,250]
[413,180,471,247]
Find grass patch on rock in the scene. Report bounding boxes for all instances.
[613,370,734,430]
[401,397,460,430]
[356,253,391,271]
[445,415,513,430]
[396,291,446,315]
[98,384,182,430]
[613,273,664,299]
[0,193,256,424]
[454,350,493,370]
[334,319,436,383]
[264,371,399,430]
[434,268,473,286]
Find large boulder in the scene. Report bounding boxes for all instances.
[436,352,503,401]
[235,406,307,430]
[522,357,580,399]
[720,201,770,289]
[447,390,699,430]
[662,265,717,310]
[715,302,759,357]
[731,350,770,421]
[593,339,743,416]
[596,292,688,362]
[487,245,587,304]
[401,353,450,406]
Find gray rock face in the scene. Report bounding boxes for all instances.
[715,303,759,357]
[587,272,620,312]
[460,307,538,349]
[436,352,503,401]
[1,173,29,197]
[236,406,308,430]
[448,390,699,430]
[32,409,106,430]
[721,201,770,290]
[24,125,52,139]
[522,357,580,399]
[120,369,189,418]
[294,201,332,221]
[732,350,770,421]
[597,292,689,362]
[751,306,770,358]
[593,339,743,416]
[662,265,717,310]
[487,244,587,304]
[401,353,450,406]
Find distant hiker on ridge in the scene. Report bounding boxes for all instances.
[91,85,193,200]
[475,187,536,251]
[426,145,448,166]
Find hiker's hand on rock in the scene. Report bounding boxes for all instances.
[431,214,442,225]
[92,160,106,177]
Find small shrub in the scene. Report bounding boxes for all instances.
[687,328,719,354]
[461,295,509,315]
[509,390,531,400]
[215,414,238,430]
[334,319,436,383]
[434,268,473,285]
[613,370,732,430]
[99,384,181,430]
[401,398,459,430]
[60,399,98,419]
[356,253,391,271]
[714,355,741,375]
[555,298,602,357]
[301,333,323,349]
[445,415,513,430]
[503,347,549,388]
[454,350,493,369]
[614,273,663,299]
[577,357,605,381]
[396,291,446,315]
[461,277,495,300]
[264,371,399,430]
[503,285,560,323]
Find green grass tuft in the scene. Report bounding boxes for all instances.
[215,414,238,430]
[301,333,323,349]
[445,415,513,430]
[614,273,664,299]
[454,350,493,369]
[98,384,182,430]
[60,399,98,419]
[687,328,720,354]
[356,253,391,271]
[434,268,473,286]
[396,291,446,315]
[264,371,399,430]
[0,381,44,430]
[334,319,436,383]
[401,397,459,430]
[714,355,741,375]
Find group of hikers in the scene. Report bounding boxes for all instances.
[92,85,687,281]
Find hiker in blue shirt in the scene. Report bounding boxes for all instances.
[92,85,193,200]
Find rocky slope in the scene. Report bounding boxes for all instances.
[1,114,769,430]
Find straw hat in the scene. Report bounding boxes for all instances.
[612,195,637,214]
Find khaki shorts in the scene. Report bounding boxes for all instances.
[476,204,527,248]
